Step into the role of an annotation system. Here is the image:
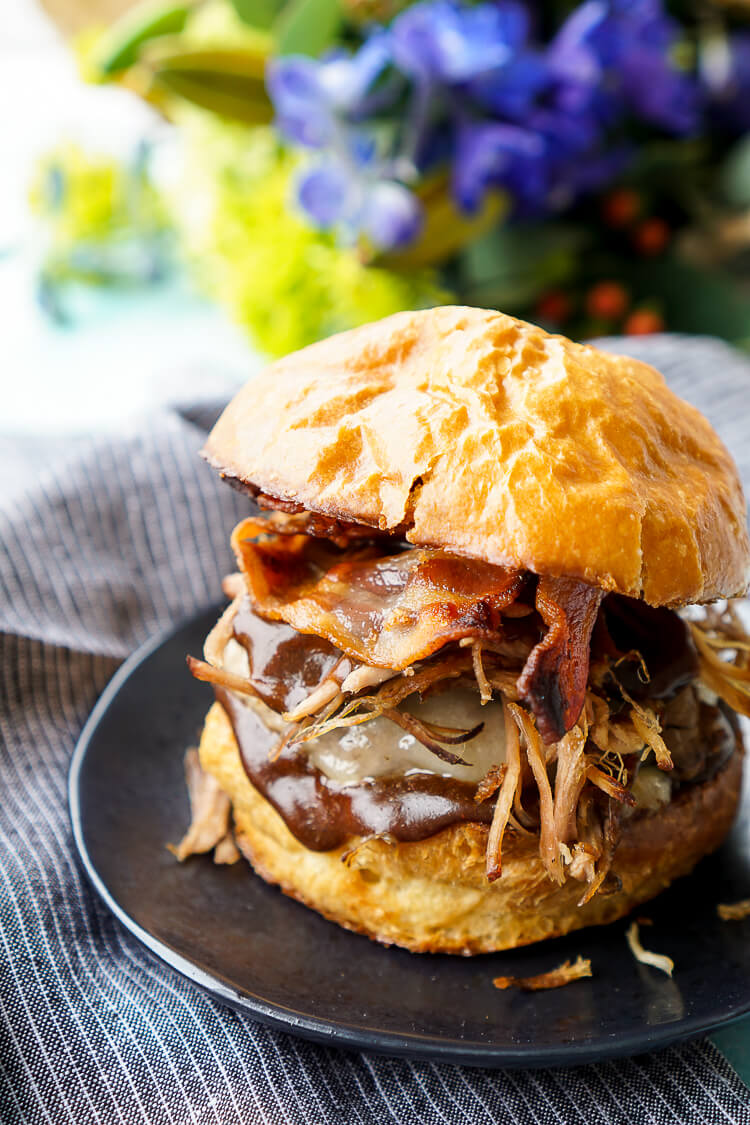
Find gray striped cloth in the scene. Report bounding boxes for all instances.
[2,336,750,1125]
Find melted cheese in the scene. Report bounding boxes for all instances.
[222,639,505,784]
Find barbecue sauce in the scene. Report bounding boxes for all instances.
[232,600,348,714]
[217,597,733,853]
[215,687,494,851]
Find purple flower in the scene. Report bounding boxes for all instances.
[454,121,546,212]
[296,157,422,249]
[361,182,423,248]
[267,34,395,148]
[391,1,527,84]
[549,0,702,134]
[268,0,711,247]
[267,57,334,148]
[297,161,353,226]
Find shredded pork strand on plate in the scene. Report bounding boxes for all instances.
[625,921,674,976]
[493,956,593,992]
[188,515,750,900]
[717,899,750,921]
[169,749,239,865]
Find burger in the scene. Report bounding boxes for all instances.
[183,306,750,954]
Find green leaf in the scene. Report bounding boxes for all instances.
[94,0,192,76]
[228,0,284,31]
[144,44,270,81]
[720,136,750,209]
[275,0,342,57]
[152,68,273,123]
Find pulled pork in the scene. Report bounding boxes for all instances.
[493,956,593,991]
[169,749,239,864]
[189,515,748,901]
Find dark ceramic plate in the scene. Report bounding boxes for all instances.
[69,606,750,1068]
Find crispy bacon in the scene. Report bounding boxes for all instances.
[232,518,526,671]
[241,508,391,548]
[517,577,605,744]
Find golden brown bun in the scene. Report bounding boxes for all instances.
[204,307,749,606]
[199,701,742,954]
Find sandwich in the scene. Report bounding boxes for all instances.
[183,306,750,954]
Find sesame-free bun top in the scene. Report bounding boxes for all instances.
[204,306,750,606]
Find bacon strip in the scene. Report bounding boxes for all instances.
[232,519,526,671]
[517,577,605,744]
[239,509,391,548]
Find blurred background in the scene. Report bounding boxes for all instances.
[4,0,750,437]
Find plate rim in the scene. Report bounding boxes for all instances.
[69,606,750,1070]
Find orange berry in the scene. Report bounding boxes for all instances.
[534,290,571,324]
[624,308,664,335]
[633,217,670,256]
[602,188,641,228]
[585,281,629,320]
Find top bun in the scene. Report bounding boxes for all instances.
[204,306,750,606]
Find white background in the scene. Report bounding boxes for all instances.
[1,0,255,436]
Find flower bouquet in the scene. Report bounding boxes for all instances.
[36,0,750,354]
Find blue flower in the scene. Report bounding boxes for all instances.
[266,56,333,148]
[267,34,395,149]
[454,122,546,213]
[467,52,548,119]
[267,0,710,247]
[391,1,527,84]
[296,155,422,250]
[549,0,702,134]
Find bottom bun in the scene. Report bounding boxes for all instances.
[198,701,743,954]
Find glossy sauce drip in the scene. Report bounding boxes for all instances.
[216,688,494,851]
[232,599,349,714]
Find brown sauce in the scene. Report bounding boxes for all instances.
[216,687,494,851]
[232,599,347,714]
[221,598,735,853]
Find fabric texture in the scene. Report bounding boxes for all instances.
[1,335,750,1125]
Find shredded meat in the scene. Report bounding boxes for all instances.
[169,749,237,863]
[511,704,565,884]
[493,956,592,991]
[625,921,674,976]
[553,726,588,843]
[189,517,749,902]
[717,899,750,921]
[690,608,750,719]
[485,705,523,881]
[475,763,506,805]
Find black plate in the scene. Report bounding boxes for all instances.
[69,606,750,1068]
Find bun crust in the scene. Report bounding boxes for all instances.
[204,307,749,606]
[199,701,743,954]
